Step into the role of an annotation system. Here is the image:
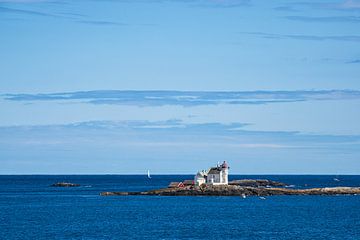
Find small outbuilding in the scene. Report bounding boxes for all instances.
[183,180,195,186]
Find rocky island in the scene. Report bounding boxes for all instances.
[51,182,80,187]
[101,181,360,197]
[100,162,360,197]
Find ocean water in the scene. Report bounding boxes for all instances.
[0,175,359,240]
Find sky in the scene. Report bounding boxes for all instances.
[0,0,360,174]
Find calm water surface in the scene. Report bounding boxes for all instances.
[0,175,359,239]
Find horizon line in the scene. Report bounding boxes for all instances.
[1,173,359,176]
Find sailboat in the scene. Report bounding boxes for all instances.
[333,177,340,182]
[147,170,151,179]
[333,174,340,182]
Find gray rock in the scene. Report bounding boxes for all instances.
[51,182,80,187]
[229,179,286,187]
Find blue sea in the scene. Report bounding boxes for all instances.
[0,175,359,240]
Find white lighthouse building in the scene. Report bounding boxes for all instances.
[194,161,229,186]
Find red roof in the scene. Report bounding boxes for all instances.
[221,161,229,169]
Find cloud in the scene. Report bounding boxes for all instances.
[274,6,298,12]
[2,119,360,174]
[0,120,250,147]
[0,3,127,26]
[58,119,250,131]
[3,90,360,106]
[275,1,360,13]
[112,0,251,8]
[0,0,55,3]
[340,0,360,9]
[0,5,58,17]
[346,59,360,63]
[76,20,126,26]
[192,0,251,8]
[237,143,292,149]
[285,16,360,23]
[242,32,360,42]
[0,0,249,28]
[1,120,360,149]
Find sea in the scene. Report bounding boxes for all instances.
[0,175,359,240]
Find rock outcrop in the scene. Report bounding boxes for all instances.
[51,182,80,187]
[229,179,286,187]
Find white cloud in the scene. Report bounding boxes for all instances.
[341,0,360,9]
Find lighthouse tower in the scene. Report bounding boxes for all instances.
[221,161,229,184]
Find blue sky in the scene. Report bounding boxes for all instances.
[0,0,360,174]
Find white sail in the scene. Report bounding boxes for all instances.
[147,170,151,179]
